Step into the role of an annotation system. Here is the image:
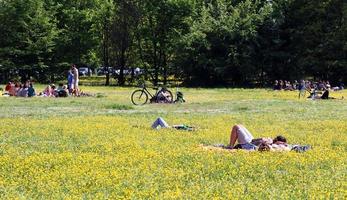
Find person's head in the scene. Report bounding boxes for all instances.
[273,135,287,143]
[258,142,271,152]
[71,64,76,69]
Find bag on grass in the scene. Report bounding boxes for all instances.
[174,91,185,103]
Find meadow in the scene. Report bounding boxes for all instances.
[0,86,346,199]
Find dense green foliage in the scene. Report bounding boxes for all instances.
[0,0,346,86]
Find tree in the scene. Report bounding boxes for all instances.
[49,0,103,80]
[137,0,193,85]
[271,0,346,83]
[177,0,273,86]
[109,0,140,86]
[0,0,58,82]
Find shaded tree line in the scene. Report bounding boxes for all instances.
[0,0,346,86]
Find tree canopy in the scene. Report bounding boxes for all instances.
[0,0,346,86]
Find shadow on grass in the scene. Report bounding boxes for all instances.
[104,103,133,110]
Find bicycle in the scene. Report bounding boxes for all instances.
[131,84,173,105]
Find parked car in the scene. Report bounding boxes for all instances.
[96,67,114,75]
[79,67,91,76]
[114,68,143,76]
[114,69,130,75]
[134,67,143,76]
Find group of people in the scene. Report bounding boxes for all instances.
[3,81,71,98]
[41,64,80,97]
[226,124,310,152]
[273,80,301,91]
[68,64,80,96]
[1,64,80,98]
[41,83,69,97]
[273,79,344,99]
[273,80,344,92]
[3,80,36,97]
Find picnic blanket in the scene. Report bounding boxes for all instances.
[200,144,311,153]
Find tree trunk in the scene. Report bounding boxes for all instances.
[119,52,125,86]
[103,16,110,86]
[163,51,167,85]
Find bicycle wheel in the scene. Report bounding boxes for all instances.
[165,90,174,103]
[131,89,148,105]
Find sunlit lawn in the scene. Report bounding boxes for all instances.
[0,85,346,199]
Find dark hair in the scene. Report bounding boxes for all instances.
[273,135,287,143]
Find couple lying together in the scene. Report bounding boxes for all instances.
[225,124,310,152]
[151,117,310,152]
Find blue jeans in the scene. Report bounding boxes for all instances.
[151,117,170,129]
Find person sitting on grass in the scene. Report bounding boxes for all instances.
[155,89,172,103]
[5,82,11,93]
[151,117,195,131]
[56,83,68,97]
[8,82,16,96]
[28,83,36,97]
[42,85,53,97]
[18,84,28,97]
[226,124,310,152]
[308,88,336,100]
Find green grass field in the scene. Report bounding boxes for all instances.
[0,86,346,199]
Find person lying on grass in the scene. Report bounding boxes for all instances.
[307,88,342,100]
[227,124,310,152]
[151,117,195,131]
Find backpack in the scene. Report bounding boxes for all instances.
[174,91,185,103]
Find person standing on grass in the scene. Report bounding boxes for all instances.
[67,69,74,95]
[71,64,79,96]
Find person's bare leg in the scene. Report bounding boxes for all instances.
[229,125,240,148]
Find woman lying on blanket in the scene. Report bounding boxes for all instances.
[228,125,310,152]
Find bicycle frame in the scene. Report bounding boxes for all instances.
[141,87,154,99]
[139,84,165,99]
